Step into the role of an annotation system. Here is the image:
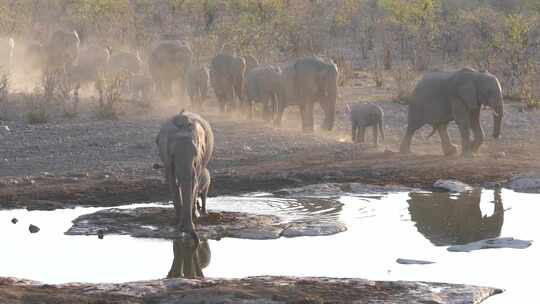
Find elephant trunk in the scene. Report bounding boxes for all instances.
[492,99,503,139]
[176,157,198,241]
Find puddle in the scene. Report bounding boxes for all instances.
[0,188,538,303]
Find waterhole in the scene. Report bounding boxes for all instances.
[1,187,537,303]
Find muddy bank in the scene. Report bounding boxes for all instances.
[0,276,502,303]
[66,207,346,240]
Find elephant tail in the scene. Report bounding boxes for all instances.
[378,118,384,141]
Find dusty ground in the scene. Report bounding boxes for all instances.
[1,75,540,208]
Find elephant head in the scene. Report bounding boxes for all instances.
[451,68,504,139]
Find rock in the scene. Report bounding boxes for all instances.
[275,183,414,198]
[25,200,65,211]
[66,207,347,240]
[494,151,506,159]
[447,237,532,252]
[507,174,540,192]
[28,224,40,233]
[0,276,502,303]
[11,218,17,224]
[433,179,473,193]
[396,258,435,265]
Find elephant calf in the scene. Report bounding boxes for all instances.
[156,111,214,241]
[196,168,211,216]
[187,65,209,111]
[349,102,384,146]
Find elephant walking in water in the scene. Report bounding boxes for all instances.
[156,111,214,241]
[210,53,245,113]
[400,68,504,157]
[275,56,338,132]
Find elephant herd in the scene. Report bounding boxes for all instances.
[154,67,505,241]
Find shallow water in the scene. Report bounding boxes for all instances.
[1,189,538,303]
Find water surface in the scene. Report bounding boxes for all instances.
[0,188,537,303]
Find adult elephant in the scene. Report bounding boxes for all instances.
[149,41,192,99]
[244,64,282,121]
[400,68,504,157]
[156,111,214,241]
[68,45,110,102]
[210,53,245,113]
[275,56,338,132]
[107,50,142,76]
[44,30,80,71]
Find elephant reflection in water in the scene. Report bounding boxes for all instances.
[408,189,504,246]
[167,239,211,279]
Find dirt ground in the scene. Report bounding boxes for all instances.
[1,76,540,208]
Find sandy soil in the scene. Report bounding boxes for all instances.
[1,77,540,208]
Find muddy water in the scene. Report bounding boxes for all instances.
[0,189,538,303]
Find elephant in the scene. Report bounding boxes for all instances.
[68,45,110,100]
[275,56,338,132]
[149,40,193,100]
[128,73,154,103]
[44,30,80,71]
[0,37,14,72]
[107,50,142,76]
[244,64,282,121]
[399,68,504,157]
[156,111,214,241]
[243,54,258,72]
[167,239,211,278]
[210,53,246,113]
[408,189,504,246]
[186,64,209,111]
[348,102,384,146]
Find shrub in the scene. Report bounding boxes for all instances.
[95,72,127,120]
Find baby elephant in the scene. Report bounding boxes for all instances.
[349,102,384,146]
[196,168,211,216]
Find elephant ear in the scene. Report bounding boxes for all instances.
[457,82,479,110]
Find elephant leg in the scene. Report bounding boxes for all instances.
[456,119,473,157]
[274,102,286,127]
[351,123,358,142]
[302,101,315,132]
[470,110,484,153]
[437,123,458,156]
[372,125,378,147]
[399,124,422,154]
[359,127,366,144]
[166,167,181,225]
[201,189,208,215]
